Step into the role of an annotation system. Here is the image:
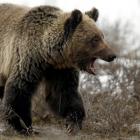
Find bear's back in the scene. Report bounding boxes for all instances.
[0,4,30,78]
[0,4,29,34]
[0,4,62,79]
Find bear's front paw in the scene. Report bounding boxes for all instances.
[65,111,84,135]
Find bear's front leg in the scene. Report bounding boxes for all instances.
[64,95,85,134]
[2,68,40,134]
[45,68,85,134]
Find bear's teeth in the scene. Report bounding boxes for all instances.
[90,67,95,74]
[86,63,96,75]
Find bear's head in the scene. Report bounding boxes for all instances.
[62,8,116,74]
[42,7,116,74]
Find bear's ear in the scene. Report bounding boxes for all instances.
[85,7,99,22]
[64,9,82,40]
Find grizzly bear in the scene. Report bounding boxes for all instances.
[0,4,116,134]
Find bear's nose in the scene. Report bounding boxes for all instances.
[107,54,117,62]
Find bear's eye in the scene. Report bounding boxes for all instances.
[101,33,104,39]
[91,35,101,43]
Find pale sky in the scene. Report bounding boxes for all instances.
[0,0,140,35]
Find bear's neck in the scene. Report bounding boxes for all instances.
[41,31,73,69]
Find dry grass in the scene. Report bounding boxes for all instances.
[82,92,140,136]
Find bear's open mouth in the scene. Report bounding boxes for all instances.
[86,58,96,75]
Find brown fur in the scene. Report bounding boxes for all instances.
[0,4,116,133]
[0,4,115,80]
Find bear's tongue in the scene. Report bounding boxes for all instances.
[86,59,96,75]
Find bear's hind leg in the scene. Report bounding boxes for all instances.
[0,73,6,99]
[3,66,40,134]
[3,78,34,134]
[5,93,32,133]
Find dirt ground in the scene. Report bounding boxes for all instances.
[0,123,140,140]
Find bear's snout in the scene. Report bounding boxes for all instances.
[94,46,117,63]
[106,54,117,62]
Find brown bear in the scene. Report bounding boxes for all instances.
[0,4,116,134]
